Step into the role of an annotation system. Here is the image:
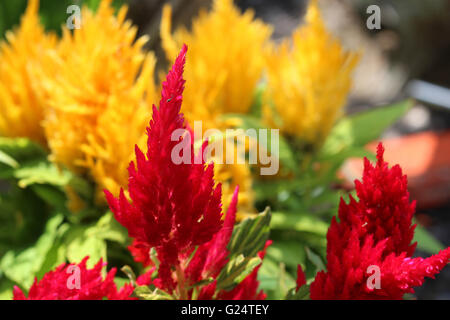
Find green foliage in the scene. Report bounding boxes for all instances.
[0,214,65,289]
[414,223,445,254]
[286,284,310,300]
[0,137,128,298]
[216,207,271,290]
[0,0,126,39]
[320,100,412,161]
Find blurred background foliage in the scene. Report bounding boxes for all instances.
[0,0,125,37]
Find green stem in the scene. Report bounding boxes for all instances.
[176,265,188,300]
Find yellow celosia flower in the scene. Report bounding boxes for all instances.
[161,0,272,126]
[0,0,57,145]
[42,0,158,200]
[161,0,270,216]
[263,0,359,145]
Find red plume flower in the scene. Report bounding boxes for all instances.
[339,143,416,257]
[13,257,134,300]
[105,45,268,299]
[300,143,450,299]
[105,44,224,292]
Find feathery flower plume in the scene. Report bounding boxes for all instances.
[105,44,223,293]
[161,0,271,118]
[298,143,450,299]
[13,257,134,300]
[0,0,57,145]
[106,45,267,299]
[42,0,158,200]
[263,0,359,144]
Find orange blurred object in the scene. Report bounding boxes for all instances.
[341,130,450,209]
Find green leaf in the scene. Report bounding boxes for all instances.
[305,246,326,273]
[0,137,46,162]
[271,211,328,236]
[286,284,310,300]
[0,150,18,168]
[265,240,305,270]
[64,225,107,267]
[227,207,271,259]
[134,286,174,300]
[258,257,296,299]
[321,100,411,157]
[121,265,137,287]
[186,277,214,290]
[0,214,64,288]
[13,160,72,188]
[414,223,445,254]
[215,208,271,291]
[30,184,67,209]
[216,255,261,291]
[36,222,70,280]
[0,276,14,300]
[94,212,128,244]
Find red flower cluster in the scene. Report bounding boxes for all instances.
[13,257,134,300]
[298,143,450,299]
[106,45,266,299]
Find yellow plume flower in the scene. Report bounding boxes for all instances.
[161,0,272,125]
[42,0,158,200]
[263,0,359,145]
[161,0,270,216]
[0,0,57,145]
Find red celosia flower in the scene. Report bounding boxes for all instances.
[13,257,134,300]
[339,143,416,257]
[105,44,223,292]
[106,45,268,300]
[300,143,450,299]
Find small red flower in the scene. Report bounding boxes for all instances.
[296,265,306,291]
[13,257,134,300]
[299,143,450,300]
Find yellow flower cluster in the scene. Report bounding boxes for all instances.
[263,0,359,145]
[40,0,158,201]
[161,0,272,128]
[0,0,56,145]
[161,0,273,215]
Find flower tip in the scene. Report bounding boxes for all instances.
[296,265,307,291]
[181,43,188,55]
[376,142,385,166]
[176,44,188,66]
